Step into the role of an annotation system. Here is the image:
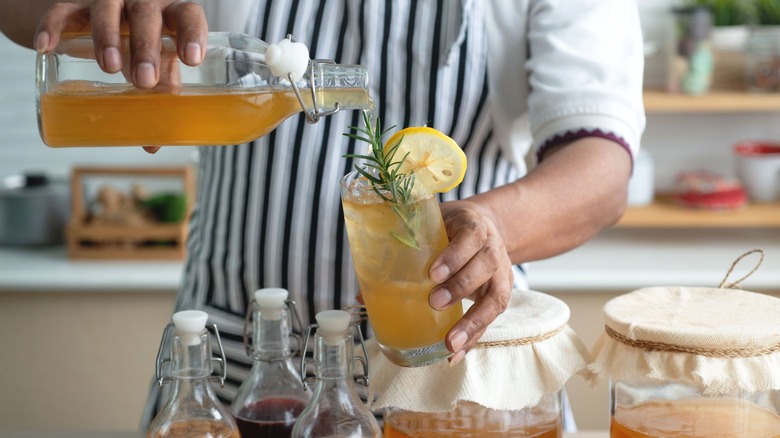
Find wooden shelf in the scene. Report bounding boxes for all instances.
[644,89,780,113]
[616,195,780,228]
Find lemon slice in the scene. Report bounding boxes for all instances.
[383,127,467,193]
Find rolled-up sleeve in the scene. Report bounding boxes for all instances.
[526,0,646,162]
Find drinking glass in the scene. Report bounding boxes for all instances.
[340,170,462,367]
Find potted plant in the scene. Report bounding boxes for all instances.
[755,0,780,25]
[685,0,754,50]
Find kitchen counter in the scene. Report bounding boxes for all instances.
[0,432,607,437]
[0,245,183,292]
[1,228,778,293]
[529,228,780,292]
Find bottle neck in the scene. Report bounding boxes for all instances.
[311,62,371,112]
[172,330,213,379]
[314,332,355,380]
[253,307,293,361]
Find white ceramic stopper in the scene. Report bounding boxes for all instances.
[254,288,288,321]
[316,310,351,334]
[172,310,208,346]
[265,38,310,81]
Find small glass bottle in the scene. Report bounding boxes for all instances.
[231,288,311,437]
[291,310,381,438]
[147,310,239,438]
[36,33,372,147]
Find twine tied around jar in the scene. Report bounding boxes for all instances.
[719,249,764,289]
[476,325,565,349]
[604,324,780,358]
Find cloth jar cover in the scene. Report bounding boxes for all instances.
[367,289,591,413]
[590,286,780,395]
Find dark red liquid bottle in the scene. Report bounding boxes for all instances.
[230,289,311,438]
[234,397,308,437]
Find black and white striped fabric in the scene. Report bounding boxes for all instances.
[142,0,530,426]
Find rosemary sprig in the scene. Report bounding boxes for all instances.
[344,111,420,249]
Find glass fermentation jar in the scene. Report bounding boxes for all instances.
[383,395,562,438]
[590,283,780,438]
[367,289,591,438]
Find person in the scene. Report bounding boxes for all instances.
[0,0,646,430]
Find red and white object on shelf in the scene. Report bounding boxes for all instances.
[674,170,747,211]
[734,141,780,203]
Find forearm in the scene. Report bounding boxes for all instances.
[471,137,632,264]
[0,1,69,48]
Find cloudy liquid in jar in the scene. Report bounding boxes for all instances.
[383,402,562,438]
[611,398,780,438]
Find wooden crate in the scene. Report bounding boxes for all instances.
[66,166,195,260]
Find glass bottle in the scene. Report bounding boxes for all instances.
[147,310,239,438]
[36,32,372,147]
[292,310,381,438]
[231,288,311,437]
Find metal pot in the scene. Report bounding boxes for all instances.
[0,173,69,246]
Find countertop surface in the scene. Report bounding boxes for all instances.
[0,246,183,292]
[0,433,606,438]
[0,229,778,293]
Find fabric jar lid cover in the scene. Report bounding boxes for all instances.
[590,286,780,395]
[367,289,592,413]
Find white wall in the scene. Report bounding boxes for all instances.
[0,34,196,181]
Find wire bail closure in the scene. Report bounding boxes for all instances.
[154,322,228,388]
[285,35,341,124]
[299,321,370,391]
[242,298,305,357]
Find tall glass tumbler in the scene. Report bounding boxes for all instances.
[340,170,463,367]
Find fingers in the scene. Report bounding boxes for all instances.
[164,1,208,66]
[127,0,165,88]
[429,201,513,367]
[35,3,90,53]
[445,282,510,366]
[91,0,124,73]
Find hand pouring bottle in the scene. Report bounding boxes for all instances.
[231,288,311,437]
[37,33,371,147]
[292,310,381,438]
[147,310,239,438]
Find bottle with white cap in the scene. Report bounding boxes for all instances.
[230,288,311,437]
[147,310,239,438]
[291,310,381,438]
[36,32,372,147]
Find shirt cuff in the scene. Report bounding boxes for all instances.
[536,128,632,164]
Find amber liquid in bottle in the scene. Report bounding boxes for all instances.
[40,81,371,147]
[147,419,240,438]
[611,398,780,438]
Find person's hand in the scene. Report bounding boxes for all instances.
[34,1,207,154]
[430,199,513,367]
[35,0,207,88]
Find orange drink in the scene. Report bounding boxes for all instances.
[611,397,780,438]
[39,80,370,147]
[341,170,462,367]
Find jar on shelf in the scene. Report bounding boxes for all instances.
[367,289,592,437]
[590,252,780,437]
[668,6,714,95]
[746,26,780,92]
